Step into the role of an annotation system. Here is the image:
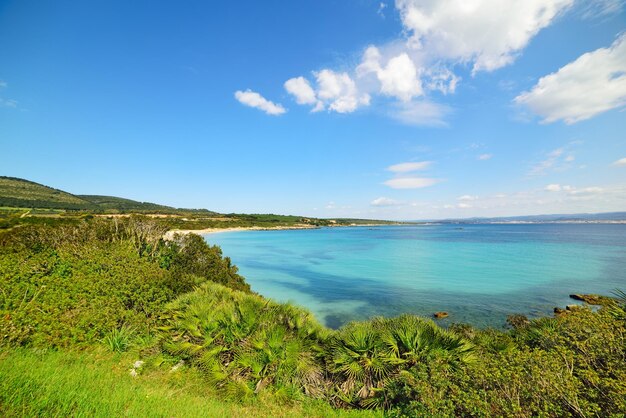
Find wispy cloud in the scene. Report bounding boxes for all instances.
[528,144,580,176]
[234,89,286,115]
[384,177,440,189]
[458,195,478,201]
[613,157,626,166]
[478,153,493,160]
[0,98,18,108]
[387,161,432,173]
[370,197,401,206]
[388,100,451,127]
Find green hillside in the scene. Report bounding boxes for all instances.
[0,176,98,210]
[0,177,214,214]
[79,194,183,213]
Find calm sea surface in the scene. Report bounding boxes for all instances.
[205,224,626,328]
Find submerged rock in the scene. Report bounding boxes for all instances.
[434,311,449,319]
[569,294,608,305]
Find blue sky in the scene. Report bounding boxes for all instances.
[1,0,625,220]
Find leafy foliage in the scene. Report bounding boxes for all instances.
[0,218,248,347]
[1,217,625,416]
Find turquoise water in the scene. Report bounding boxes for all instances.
[205,224,626,328]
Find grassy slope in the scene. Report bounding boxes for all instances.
[0,177,96,210]
[0,348,379,418]
[0,177,401,227]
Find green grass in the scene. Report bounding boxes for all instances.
[0,176,97,210]
[0,348,380,418]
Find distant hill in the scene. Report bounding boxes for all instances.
[431,212,626,224]
[0,176,98,210]
[0,176,214,214]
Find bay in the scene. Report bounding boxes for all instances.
[205,224,626,328]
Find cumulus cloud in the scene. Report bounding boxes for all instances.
[478,153,493,160]
[234,90,286,115]
[313,70,370,113]
[358,48,423,102]
[371,197,402,206]
[284,77,317,105]
[280,0,577,123]
[515,34,626,124]
[396,0,573,73]
[387,161,432,172]
[384,177,440,189]
[614,157,626,166]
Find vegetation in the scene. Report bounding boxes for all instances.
[0,176,98,211]
[0,177,402,230]
[0,349,376,418]
[1,218,625,416]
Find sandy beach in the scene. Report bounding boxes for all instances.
[163,224,319,240]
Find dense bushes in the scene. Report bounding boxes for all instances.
[0,218,247,347]
[1,218,625,416]
[157,281,626,416]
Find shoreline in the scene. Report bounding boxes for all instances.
[163,223,402,240]
[163,224,320,240]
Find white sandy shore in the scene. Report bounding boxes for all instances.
[162,223,403,240]
[163,224,319,240]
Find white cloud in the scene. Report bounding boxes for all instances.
[458,194,478,201]
[545,183,562,192]
[358,48,423,102]
[313,70,370,113]
[275,0,585,124]
[396,0,574,73]
[234,90,286,115]
[384,177,440,189]
[478,153,493,160]
[515,34,626,124]
[387,161,432,172]
[371,197,402,206]
[614,157,626,166]
[325,201,336,209]
[457,202,472,209]
[284,77,317,105]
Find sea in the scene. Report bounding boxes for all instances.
[205,224,626,329]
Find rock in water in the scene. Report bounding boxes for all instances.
[434,311,449,319]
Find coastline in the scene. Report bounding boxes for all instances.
[163,224,320,240]
[163,223,402,240]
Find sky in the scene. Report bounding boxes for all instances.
[1,0,625,220]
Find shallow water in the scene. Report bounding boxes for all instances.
[205,224,626,329]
